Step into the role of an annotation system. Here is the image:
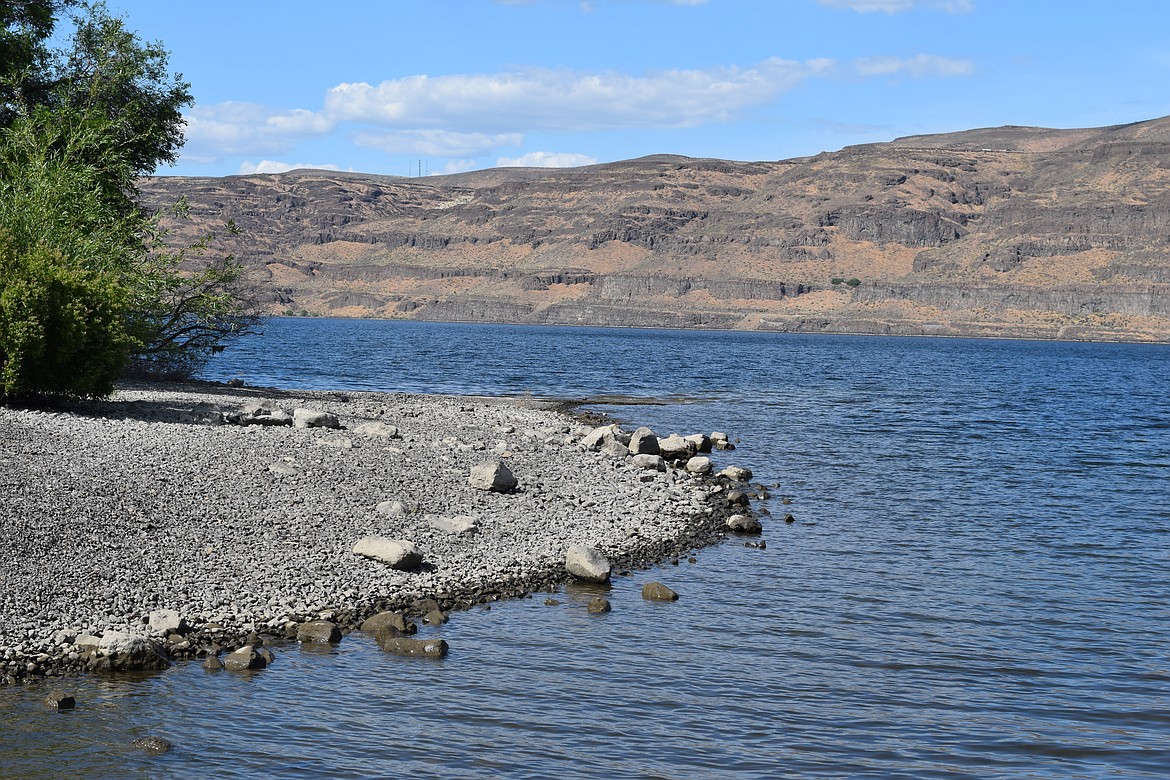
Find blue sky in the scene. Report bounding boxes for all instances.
[99,0,1170,178]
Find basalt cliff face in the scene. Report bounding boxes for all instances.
[140,116,1170,342]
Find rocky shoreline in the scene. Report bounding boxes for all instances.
[0,381,760,686]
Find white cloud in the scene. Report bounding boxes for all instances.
[353,129,523,156]
[818,0,972,12]
[441,159,481,174]
[324,58,834,133]
[853,54,974,78]
[496,151,598,168]
[183,102,334,159]
[237,160,342,175]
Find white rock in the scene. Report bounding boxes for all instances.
[565,545,611,582]
[685,456,712,474]
[352,537,423,570]
[631,454,667,471]
[293,408,341,429]
[352,421,401,438]
[427,515,479,535]
[718,465,753,482]
[468,460,518,492]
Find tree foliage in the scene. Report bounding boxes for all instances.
[0,2,260,398]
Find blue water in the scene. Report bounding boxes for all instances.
[3,318,1168,779]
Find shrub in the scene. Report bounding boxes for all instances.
[0,232,131,398]
[846,278,862,287]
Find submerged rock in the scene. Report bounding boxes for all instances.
[727,514,762,534]
[223,646,267,671]
[130,736,174,755]
[377,636,449,658]
[44,691,75,709]
[360,611,417,635]
[587,596,612,613]
[297,620,342,644]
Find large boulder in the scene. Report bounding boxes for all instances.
[223,646,267,671]
[685,433,713,453]
[565,545,611,583]
[352,537,423,570]
[376,635,449,658]
[88,633,170,673]
[360,611,417,635]
[293,408,341,429]
[727,514,763,534]
[631,454,666,471]
[297,620,342,644]
[227,400,292,426]
[147,609,188,636]
[468,460,518,492]
[628,427,660,456]
[581,425,618,451]
[685,456,712,474]
[719,465,753,483]
[657,434,696,461]
[641,582,679,602]
[352,421,401,438]
[601,438,631,459]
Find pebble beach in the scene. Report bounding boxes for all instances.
[0,381,746,685]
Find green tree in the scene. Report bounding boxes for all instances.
[0,2,259,397]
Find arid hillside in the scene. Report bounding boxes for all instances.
[140,116,1170,342]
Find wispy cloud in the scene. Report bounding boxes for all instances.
[325,59,835,133]
[237,160,342,175]
[496,151,598,168]
[353,129,523,157]
[818,0,973,13]
[853,54,974,77]
[183,102,333,158]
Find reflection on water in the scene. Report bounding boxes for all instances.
[3,320,1168,779]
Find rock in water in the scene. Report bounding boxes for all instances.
[130,736,174,755]
[587,596,612,613]
[88,633,171,673]
[352,537,423,570]
[565,545,612,583]
[657,434,696,461]
[223,646,267,671]
[727,514,763,534]
[376,635,449,658]
[468,460,518,492]
[45,691,75,709]
[297,620,342,644]
[628,427,661,456]
[641,582,679,601]
[719,465,753,482]
[360,611,416,635]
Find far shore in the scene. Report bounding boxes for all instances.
[0,380,750,685]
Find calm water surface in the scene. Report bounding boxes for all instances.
[3,319,1168,779]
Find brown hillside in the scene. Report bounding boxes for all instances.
[140,117,1170,342]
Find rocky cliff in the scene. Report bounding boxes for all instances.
[139,116,1170,342]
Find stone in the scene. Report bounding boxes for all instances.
[268,461,301,476]
[130,736,174,755]
[565,545,612,583]
[147,609,188,636]
[352,421,401,438]
[223,646,267,671]
[719,466,753,483]
[297,620,342,644]
[641,582,679,601]
[376,499,414,516]
[228,400,292,426]
[360,611,416,635]
[628,427,660,456]
[684,456,712,474]
[715,440,736,451]
[685,433,713,453]
[317,435,354,449]
[352,537,423,570]
[657,434,696,461]
[727,514,763,533]
[587,596,612,613]
[726,490,750,507]
[601,438,631,459]
[201,655,224,671]
[225,378,245,388]
[581,425,617,450]
[293,408,341,429]
[468,460,518,492]
[427,514,479,535]
[631,453,666,471]
[784,513,796,524]
[423,609,448,625]
[45,691,75,709]
[710,431,729,444]
[376,636,449,658]
[89,633,170,673]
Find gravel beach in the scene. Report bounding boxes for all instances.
[1,382,745,685]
